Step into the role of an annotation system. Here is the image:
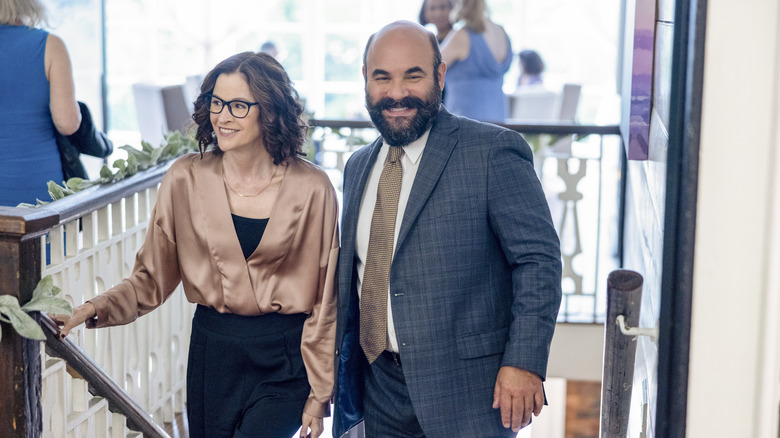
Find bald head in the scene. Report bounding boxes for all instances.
[363,20,443,85]
[362,21,445,146]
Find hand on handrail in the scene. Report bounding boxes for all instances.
[49,302,97,339]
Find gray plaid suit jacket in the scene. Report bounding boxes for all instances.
[334,108,562,438]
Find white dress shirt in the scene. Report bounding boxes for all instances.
[355,129,430,353]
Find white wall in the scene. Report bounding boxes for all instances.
[686,1,780,436]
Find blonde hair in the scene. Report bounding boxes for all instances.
[0,0,48,27]
[452,0,487,33]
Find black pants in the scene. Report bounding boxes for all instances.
[187,305,310,438]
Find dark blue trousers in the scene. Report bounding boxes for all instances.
[186,305,310,438]
[363,351,426,438]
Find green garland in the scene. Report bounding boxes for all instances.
[19,131,199,208]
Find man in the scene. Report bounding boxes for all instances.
[334,21,562,438]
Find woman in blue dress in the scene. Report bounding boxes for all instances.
[0,0,81,206]
[440,0,512,123]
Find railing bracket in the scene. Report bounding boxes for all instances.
[616,315,658,343]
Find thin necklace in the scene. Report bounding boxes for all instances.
[222,163,278,198]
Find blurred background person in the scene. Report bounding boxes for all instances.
[419,0,454,102]
[418,0,454,43]
[440,0,512,123]
[0,0,81,206]
[260,40,280,59]
[517,48,545,87]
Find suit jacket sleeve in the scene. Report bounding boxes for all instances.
[487,129,562,380]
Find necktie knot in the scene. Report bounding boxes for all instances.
[387,146,404,164]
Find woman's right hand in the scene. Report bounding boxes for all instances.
[50,302,97,339]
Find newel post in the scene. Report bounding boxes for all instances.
[599,269,645,437]
[0,208,57,437]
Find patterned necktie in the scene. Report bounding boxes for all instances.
[360,146,405,364]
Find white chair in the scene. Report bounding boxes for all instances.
[508,85,559,122]
[507,83,581,123]
[132,83,193,146]
[558,83,581,122]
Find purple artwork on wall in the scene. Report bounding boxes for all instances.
[628,0,656,160]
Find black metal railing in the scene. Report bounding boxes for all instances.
[311,119,624,323]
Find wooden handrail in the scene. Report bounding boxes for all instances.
[38,313,171,438]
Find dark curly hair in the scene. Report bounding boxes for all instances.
[193,51,308,165]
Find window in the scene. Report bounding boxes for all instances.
[88,0,620,144]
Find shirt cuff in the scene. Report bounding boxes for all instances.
[303,396,331,418]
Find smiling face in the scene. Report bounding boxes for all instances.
[209,72,263,154]
[363,23,446,146]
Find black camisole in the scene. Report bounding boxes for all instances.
[231,214,269,260]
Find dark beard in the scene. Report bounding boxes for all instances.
[365,86,441,147]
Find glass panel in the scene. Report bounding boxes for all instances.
[324,34,363,82]
[267,0,303,22]
[323,0,362,23]
[108,86,138,132]
[271,34,304,80]
[324,93,366,119]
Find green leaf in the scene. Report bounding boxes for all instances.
[22,296,72,315]
[121,145,152,162]
[5,309,45,340]
[160,140,178,158]
[99,164,113,180]
[0,294,17,312]
[126,155,139,174]
[22,276,72,315]
[141,140,155,152]
[150,146,164,164]
[65,177,86,191]
[48,181,66,200]
[0,295,45,340]
[113,158,127,172]
[33,275,56,296]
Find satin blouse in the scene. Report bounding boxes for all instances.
[89,151,340,418]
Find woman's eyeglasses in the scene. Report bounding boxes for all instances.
[204,94,259,119]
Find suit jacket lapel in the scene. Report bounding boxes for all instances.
[396,109,459,251]
[340,138,383,292]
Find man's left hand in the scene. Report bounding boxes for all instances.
[492,366,544,432]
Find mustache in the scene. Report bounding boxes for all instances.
[372,96,426,111]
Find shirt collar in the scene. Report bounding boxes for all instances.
[382,128,430,165]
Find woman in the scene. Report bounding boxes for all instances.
[0,0,81,206]
[418,0,454,43]
[55,52,339,438]
[440,0,513,122]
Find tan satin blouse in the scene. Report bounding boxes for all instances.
[88,151,340,418]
